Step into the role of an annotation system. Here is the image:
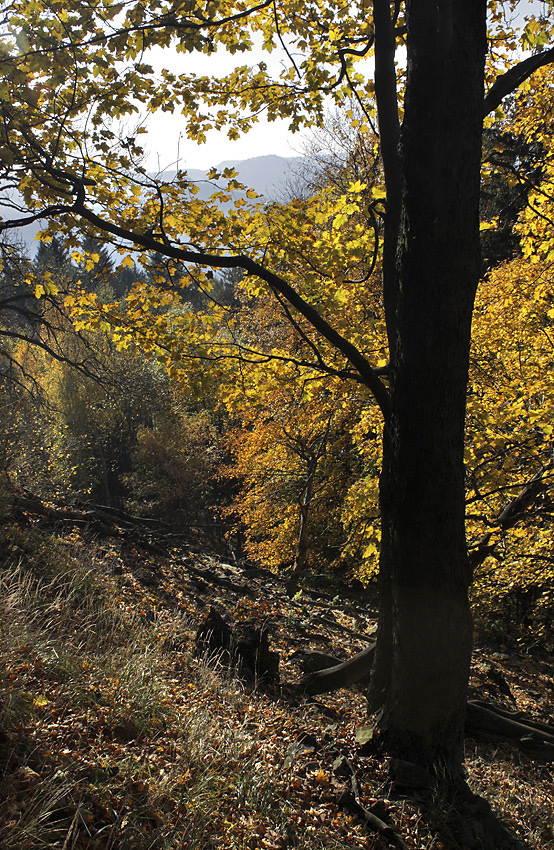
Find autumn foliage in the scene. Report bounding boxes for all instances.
[1,63,554,644]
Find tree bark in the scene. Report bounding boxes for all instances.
[368,0,487,781]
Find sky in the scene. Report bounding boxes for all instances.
[142,44,307,172]
[144,109,303,173]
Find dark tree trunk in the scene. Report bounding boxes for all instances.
[369,0,487,781]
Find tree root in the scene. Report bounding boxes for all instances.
[298,643,375,695]
[297,652,554,760]
[466,700,554,760]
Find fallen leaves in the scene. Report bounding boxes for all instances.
[1,519,553,850]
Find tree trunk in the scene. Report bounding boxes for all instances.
[285,418,331,597]
[286,455,317,597]
[369,0,487,782]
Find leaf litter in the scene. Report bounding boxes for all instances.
[0,517,553,849]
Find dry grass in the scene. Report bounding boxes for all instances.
[0,524,357,849]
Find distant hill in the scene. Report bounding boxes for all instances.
[159,154,303,204]
[198,154,302,199]
[7,155,304,254]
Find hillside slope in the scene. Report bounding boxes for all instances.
[1,489,553,850]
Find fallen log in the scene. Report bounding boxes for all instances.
[308,613,376,642]
[12,492,118,535]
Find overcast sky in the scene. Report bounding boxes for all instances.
[144,109,303,172]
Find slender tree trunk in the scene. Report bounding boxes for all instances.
[369,0,487,780]
[285,418,331,597]
[286,453,320,598]
[96,441,114,507]
[286,453,318,597]
[286,492,311,596]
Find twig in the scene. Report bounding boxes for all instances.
[338,789,409,850]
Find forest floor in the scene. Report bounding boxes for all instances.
[1,498,553,850]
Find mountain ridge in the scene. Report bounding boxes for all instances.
[158,153,303,200]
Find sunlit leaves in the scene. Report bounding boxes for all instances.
[3,0,554,643]
[467,254,554,636]
[221,376,369,577]
[1,0,383,226]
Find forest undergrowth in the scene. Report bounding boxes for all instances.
[1,502,553,850]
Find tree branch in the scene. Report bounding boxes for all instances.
[468,462,552,571]
[67,198,391,419]
[14,0,275,60]
[484,47,554,116]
